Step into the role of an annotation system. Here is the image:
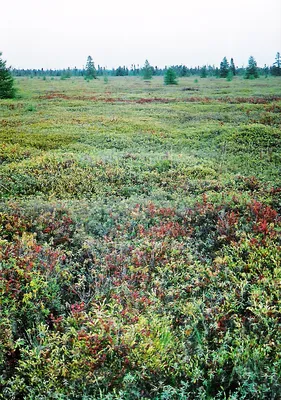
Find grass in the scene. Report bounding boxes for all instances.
[0,75,281,399]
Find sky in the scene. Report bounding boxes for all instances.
[1,0,281,70]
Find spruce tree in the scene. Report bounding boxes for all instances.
[219,57,229,78]
[200,65,207,78]
[85,56,97,80]
[142,59,153,80]
[230,58,236,76]
[245,56,258,79]
[271,52,281,76]
[226,70,233,81]
[263,65,269,77]
[164,68,178,85]
[0,52,15,99]
[275,52,281,68]
[181,65,188,77]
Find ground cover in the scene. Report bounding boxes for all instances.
[0,76,281,399]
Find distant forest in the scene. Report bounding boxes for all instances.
[10,53,281,79]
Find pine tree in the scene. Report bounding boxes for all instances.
[263,64,269,78]
[200,65,207,78]
[271,52,281,76]
[230,58,236,76]
[245,56,258,79]
[164,68,178,85]
[142,59,153,80]
[226,70,233,81]
[85,56,97,80]
[274,52,281,68]
[0,52,15,99]
[220,57,229,78]
[181,65,188,77]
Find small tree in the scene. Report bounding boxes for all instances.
[226,70,233,81]
[263,64,269,78]
[220,57,229,78]
[274,52,281,68]
[164,68,178,85]
[0,52,15,99]
[85,56,97,80]
[181,65,188,77]
[230,58,236,76]
[245,56,258,79]
[142,59,153,80]
[200,65,207,78]
[271,52,281,76]
[61,67,71,80]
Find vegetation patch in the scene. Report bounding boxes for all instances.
[0,76,281,399]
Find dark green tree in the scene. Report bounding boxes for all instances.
[274,52,281,68]
[61,67,71,80]
[226,70,233,81]
[85,56,97,80]
[220,57,229,78]
[142,59,153,80]
[181,65,188,77]
[263,64,269,77]
[271,52,281,76]
[0,52,15,99]
[207,65,216,76]
[200,65,207,78]
[115,66,129,76]
[230,58,236,76]
[214,67,220,77]
[164,68,178,85]
[245,56,258,79]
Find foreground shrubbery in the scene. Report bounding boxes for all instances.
[1,187,280,399]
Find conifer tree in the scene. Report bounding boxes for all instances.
[263,64,269,77]
[181,65,188,77]
[245,56,258,79]
[200,65,207,78]
[0,52,15,99]
[230,58,236,76]
[85,56,97,80]
[275,52,281,68]
[219,57,229,78]
[164,68,178,85]
[271,52,281,76]
[142,59,153,80]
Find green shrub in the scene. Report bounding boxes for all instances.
[164,68,178,85]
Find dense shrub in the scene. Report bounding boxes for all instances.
[1,192,280,398]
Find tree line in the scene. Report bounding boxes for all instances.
[1,53,281,99]
[9,53,281,80]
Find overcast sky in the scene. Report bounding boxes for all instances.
[1,0,280,69]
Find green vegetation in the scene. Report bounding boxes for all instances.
[85,55,97,80]
[220,57,229,78]
[11,52,281,79]
[272,52,281,76]
[0,52,15,99]
[230,58,236,76]
[0,76,281,399]
[245,56,259,79]
[164,68,178,85]
[200,65,207,78]
[142,60,153,80]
